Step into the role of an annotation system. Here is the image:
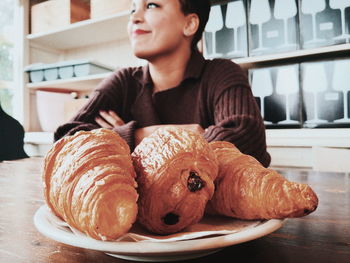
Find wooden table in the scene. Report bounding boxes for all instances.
[0,158,349,263]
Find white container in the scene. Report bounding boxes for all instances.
[74,62,111,77]
[44,68,59,81]
[59,65,75,79]
[36,90,72,132]
[29,70,45,82]
[25,60,113,82]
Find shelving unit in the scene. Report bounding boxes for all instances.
[235,43,350,169]
[21,0,141,135]
[26,72,111,91]
[27,11,130,50]
[266,128,350,171]
[19,1,350,169]
[266,128,350,148]
[233,43,350,68]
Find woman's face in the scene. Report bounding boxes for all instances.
[128,0,190,60]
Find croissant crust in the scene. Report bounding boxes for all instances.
[206,141,318,220]
[42,128,138,240]
[132,127,218,234]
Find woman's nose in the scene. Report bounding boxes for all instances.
[130,7,144,24]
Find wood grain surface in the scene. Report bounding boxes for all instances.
[0,158,349,263]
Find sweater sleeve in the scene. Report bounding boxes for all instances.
[202,61,271,167]
[54,70,137,150]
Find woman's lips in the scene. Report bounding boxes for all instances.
[133,29,151,37]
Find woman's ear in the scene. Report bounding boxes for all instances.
[183,14,199,37]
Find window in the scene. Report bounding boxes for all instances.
[0,0,15,116]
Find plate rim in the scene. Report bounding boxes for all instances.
[33,205,284,256]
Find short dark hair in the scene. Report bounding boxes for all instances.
[178,0,211,50]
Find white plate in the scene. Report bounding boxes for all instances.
[34,205,284,262]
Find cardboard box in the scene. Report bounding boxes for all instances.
[248,58,350,129]
[31,0,90,34]
[204,1,248,59]
[249,64,302,128]
[248,0,299,56]
[301,59,350,128]
[299,0,346,49]
[91,0,130,19]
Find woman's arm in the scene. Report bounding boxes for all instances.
[96,111,204,146]
[203,85,271,167]
[54,90,137,148]
[54,90,105,141]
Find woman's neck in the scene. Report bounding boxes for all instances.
[148,47,192,93]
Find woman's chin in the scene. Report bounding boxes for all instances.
[132,49,153,60]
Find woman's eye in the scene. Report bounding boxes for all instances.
[147,3,159,9]
[130,2,159,14]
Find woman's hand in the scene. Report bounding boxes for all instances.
[95,110,125,129]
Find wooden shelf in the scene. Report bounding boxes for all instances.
[26,72,111,91]
[27,11,130,50]
[233,43,350,67]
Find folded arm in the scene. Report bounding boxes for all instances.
[203,86,271,167]
[95,110,204,146]
[54,90,137,150]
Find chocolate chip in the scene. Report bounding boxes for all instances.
[163,213,179,225]
[187,171,205,192]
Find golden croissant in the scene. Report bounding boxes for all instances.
[132,127,218,235]
[42,128,138,240]
[206,141,318,219]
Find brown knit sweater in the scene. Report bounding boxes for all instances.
[55,51,271,167]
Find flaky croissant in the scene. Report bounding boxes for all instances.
[42,128,138,240]
[132,127,218,235]
[206,141,318,219]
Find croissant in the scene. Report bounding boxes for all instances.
[132,127,218,235]
[206,141,318,219]
[42,128,138,240]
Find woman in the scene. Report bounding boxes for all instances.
[55,0,271,167]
